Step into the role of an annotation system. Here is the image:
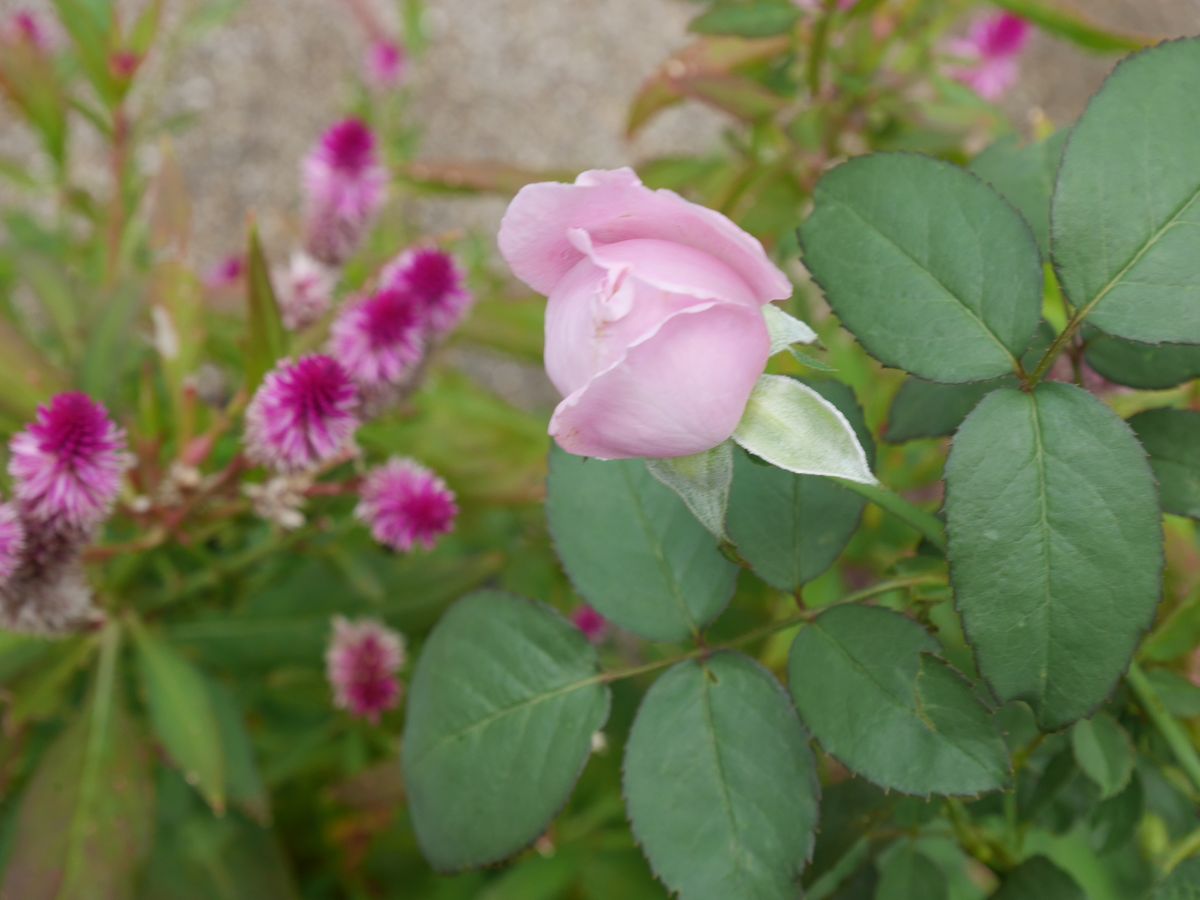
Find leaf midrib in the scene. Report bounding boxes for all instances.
[823,194,1020,369]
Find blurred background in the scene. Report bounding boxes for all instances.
[2,0,1198,266]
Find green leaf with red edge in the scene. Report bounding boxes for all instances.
[690,4,800,38]
[0,626,155,900]
[244,224,287,390]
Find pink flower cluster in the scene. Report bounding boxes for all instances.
[326,616,406,722]
[0,393,128,634]
[946,13,1031,101]
[302,118,388,267]
[356,458,458,552]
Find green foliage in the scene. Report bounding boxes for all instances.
[945,384,1162,729]
[1052,40,1200,344]
[402,592,611,871]
[1071,713,1135,799]
[547,448,738,642]
[727,379,873,589]
[789,605,1010,796]
[1130,409,1200,520]
[800,153,1043,383]
[623,653,818,900]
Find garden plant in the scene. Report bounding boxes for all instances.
[0,0,1199,898]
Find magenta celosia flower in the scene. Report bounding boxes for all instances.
[329,287,425,389]
[108,50,141,80]
[0,504,26,584]
[571,605,608,644]
[946,13,1031,101]
[204,254,245,290]
[244,355,360,473]
[9,393,129,532]
[381,247,473,335]
[275,251,337,331]
[326,615,405,722]
[6,10,48,49]
[302,119,388,265]
[365,39,407,90]
[356,458,457,552]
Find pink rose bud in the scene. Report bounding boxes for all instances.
[498,168,789,460]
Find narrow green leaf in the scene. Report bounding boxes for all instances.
[1,625,154,900]
[728,379,874,589]
[876,845,948,900]
[207,679,270,823]
[732,375,876,484]
[945,384,1162,729]
[788,605,1011,796]
[547,447,737,642]
[987,0,1152,53]
[645,442,733,540]
[1052,39,1200,344]
[1084,330,1200,390]
[244,225,287,389]
[1071,713,1134,799]
[991,855,1087,899]
[623,652,818,900]
[799,153,1043,382]
[690,4,801,38]
[1129,409,1200,520]
[403,592,610,871]
[132,620,226,812]
[969,130,1069,259]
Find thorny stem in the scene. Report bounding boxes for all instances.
[597,576,942,686]
[1126,662,1200,797]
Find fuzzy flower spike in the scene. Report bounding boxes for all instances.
[326,616,406,722]
[330,287,425,389]
[947,12,1031,101]
[9,393,129,532]
[382,247,473,335]
[244,355,360,473]
[356,458,457,552]
[0,504,25,584]
[302,119,388,266]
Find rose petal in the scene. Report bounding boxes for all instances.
[549,302,770,459]
[498,168,791,303]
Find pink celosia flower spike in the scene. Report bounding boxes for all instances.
[274,251,337,332]
[356,458,457,552]
[0,504,26,584]
[947,12,1031,101]
[302,119,388,266]
[381,247,473,336]
[365,39,407,90]
[244,355,360,473]
[204,254,245,291]
[326,615,405,722]
[9,393,130,532]
[571,605,608,644]
[7,10,49,49]
[329,287,425,389]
